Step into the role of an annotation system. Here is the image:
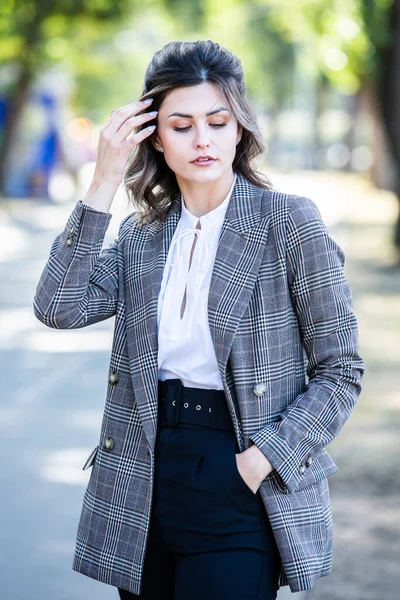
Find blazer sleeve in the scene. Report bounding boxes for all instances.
[33,200,132,329]
[249,195,364,494]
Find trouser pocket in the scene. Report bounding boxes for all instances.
[154,427,273,554]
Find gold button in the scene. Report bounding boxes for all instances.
[69,227,75,236]
[66,237,72,246]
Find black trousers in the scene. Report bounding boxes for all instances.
[118,381,281,599]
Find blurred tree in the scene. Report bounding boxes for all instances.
[370,0,400,247]
[2,0,399,247]
[163,0,206,31]
[246,0,400,247]
[0,0,137,194]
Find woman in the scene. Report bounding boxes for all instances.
[33,40,364,599]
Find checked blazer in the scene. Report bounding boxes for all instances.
[33,172,364,594]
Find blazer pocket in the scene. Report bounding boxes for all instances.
[82,445,99,471]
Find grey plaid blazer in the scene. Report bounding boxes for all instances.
[33,172,363,594]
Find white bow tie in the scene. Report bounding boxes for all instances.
[167,226,210,292]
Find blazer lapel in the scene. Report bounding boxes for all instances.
[207,175,270,375]
[125,173,271,451]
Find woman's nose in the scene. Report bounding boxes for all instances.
[193,127,211,149]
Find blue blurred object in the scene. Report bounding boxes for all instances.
[1,91,60,197]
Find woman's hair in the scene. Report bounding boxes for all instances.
[124,40,272,226]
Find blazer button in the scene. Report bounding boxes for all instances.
[299,463,306,474]
[66,237,72,246]
[109,371,119,384]
[104,437,114,451]
[305,455,313,468]
[253,383,266,397]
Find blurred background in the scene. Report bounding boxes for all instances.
[0,1,399,599]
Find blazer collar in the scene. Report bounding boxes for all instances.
[146,171,264,239]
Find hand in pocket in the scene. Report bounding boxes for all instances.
[235,445,273,494]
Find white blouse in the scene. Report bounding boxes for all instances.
[157,174,237,390]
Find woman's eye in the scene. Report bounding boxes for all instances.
[173,123,227,132]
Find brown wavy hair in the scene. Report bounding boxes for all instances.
[124,40,272,226]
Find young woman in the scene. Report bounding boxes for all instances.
[33,40,364,599]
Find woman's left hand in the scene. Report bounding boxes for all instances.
[235,445,274,494]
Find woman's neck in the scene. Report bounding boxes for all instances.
[177,171,235,217]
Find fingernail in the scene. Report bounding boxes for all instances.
[147,125,156,130]
[143,98,154,104]
[148,111,158,116]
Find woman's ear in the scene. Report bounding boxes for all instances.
[152,135,163,153]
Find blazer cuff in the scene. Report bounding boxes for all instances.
[248,424,317,494]
[33,200,113,327]
[62,200,112,249]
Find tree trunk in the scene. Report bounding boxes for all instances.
[343,91,361,172]
[0,61,34,195]
[376,0,400,249]
[359,82,395,190]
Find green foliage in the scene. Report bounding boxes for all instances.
[0,0,137,71]
[238,0,395,93]
[163,0,206,31]
[0,0,395,116]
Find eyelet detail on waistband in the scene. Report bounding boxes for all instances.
[172,400,176,405]
[184,402,189,408]
[209,407,212,412]
[196,405,201,410]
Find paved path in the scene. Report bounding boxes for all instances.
[1,171,398,599]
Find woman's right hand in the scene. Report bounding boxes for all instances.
[94,97,157,188]
[83,98,158,212]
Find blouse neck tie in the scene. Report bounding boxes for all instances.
[167,225,210,297]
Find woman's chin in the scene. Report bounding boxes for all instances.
[177,167,227,185]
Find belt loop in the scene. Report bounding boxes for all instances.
[210,400,218,428]
[163,379,183,426]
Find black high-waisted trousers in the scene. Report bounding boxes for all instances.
[118,379,281,599]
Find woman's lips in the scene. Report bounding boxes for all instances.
[191,158,217,166]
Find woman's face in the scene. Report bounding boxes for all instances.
[154,82,242,187]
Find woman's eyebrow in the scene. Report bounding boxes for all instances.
[167,107,230,118]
